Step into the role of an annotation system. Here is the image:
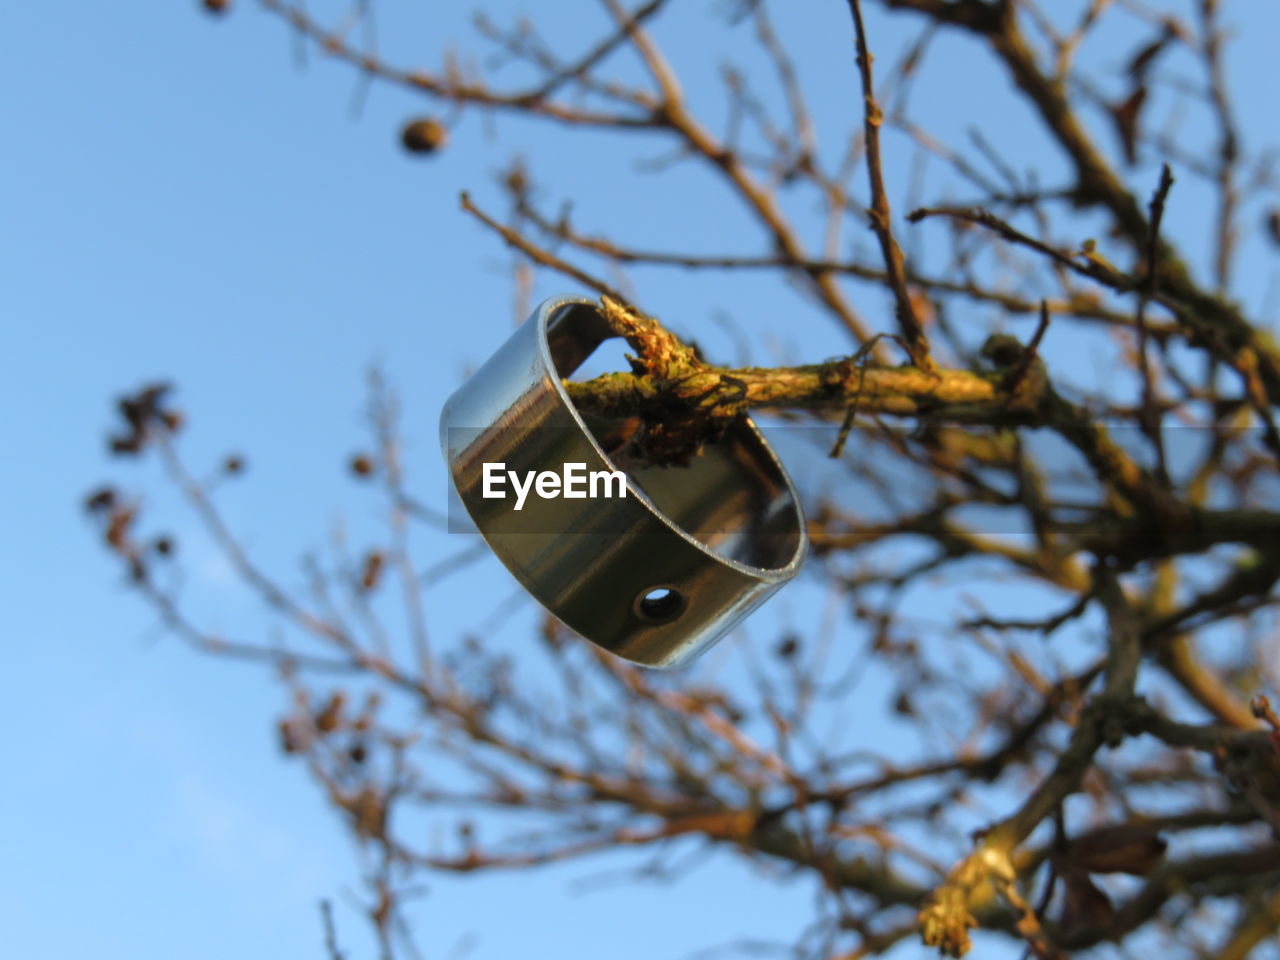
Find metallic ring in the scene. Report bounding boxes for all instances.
[441,296,806,668]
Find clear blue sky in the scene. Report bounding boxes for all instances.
[2,2,1277,959]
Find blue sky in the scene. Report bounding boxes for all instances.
[3,2,1278,959]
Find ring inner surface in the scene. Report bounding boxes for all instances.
[546,304,802,573]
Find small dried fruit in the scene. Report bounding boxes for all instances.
[1063,824,1166,876]
[401,118,448,155]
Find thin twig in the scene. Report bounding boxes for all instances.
[320,900,347,960]
[1003,301,1052,395]
[459,192,622,300]
[846,0,936,372]
[830,334,901,457]
[1135,164,1174,485]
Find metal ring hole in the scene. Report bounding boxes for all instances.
[634,586,685,624]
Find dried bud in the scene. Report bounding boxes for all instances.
[350,787,385,838]
[401,118,448,155]
[105,506,137,551]
[279,717,311,754]
[360,551,384,591]
[350,454,375,477]
[110,435,142,456]
[223,454,245,475]
[84,487,117,513]
[202,0,231,14]
[314,692,346,734]
[918,894,977,958]
[504,161,529,196]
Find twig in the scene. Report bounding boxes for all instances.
[1002,301,1052,395]
[527,0,668,102]
[921,567,1142,956]
[320,900,347,960]
[459,192,622,300]
[511,194,1169,333]
[600,0,874,344]
[257,0,658,130]
[1198,0,1241,294]
[907,205,1126,288]
[846,0,936,372]
[1135,164,1174,485]
[830,334,901,458]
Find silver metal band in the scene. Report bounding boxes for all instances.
[441,296,806,668]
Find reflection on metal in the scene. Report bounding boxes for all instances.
[441,296,806,669]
